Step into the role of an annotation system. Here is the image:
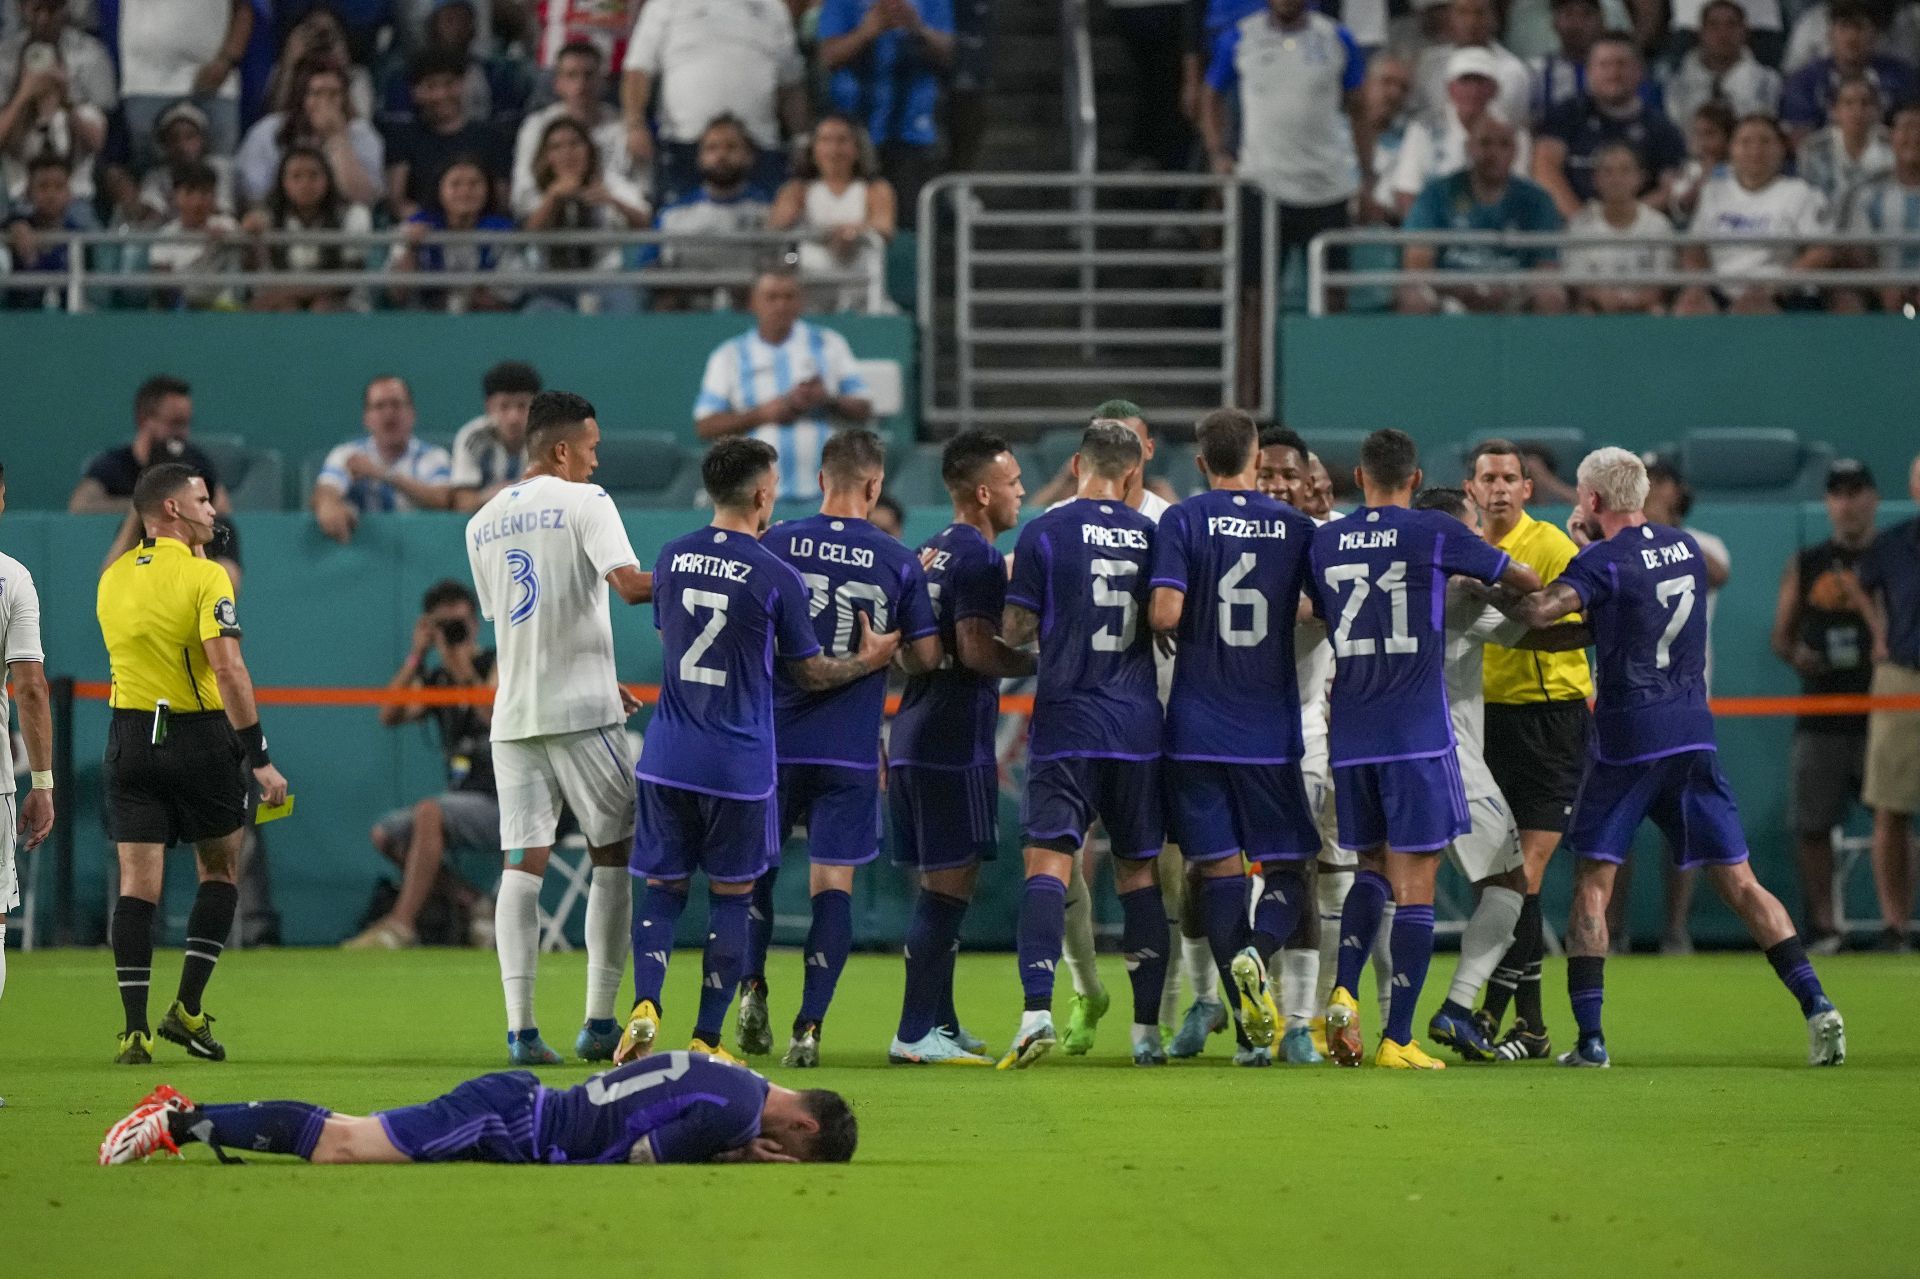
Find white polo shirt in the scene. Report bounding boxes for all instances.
[1207,9,1364,207]
[1391,110,1532,200]
[1690,173,1829,277]
[693,320,870,501]
[622,0,805,148]
[117,0,239,99]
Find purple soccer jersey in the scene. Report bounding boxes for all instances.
[889,523,1010,769]
[1555,522,1717,764]
[1151,488,1316,763]
[533,1051,771,1164]
[1007,497,1162,761]
[638,527,821,800]
[1306,506,1510,767]
[766,514,937,768]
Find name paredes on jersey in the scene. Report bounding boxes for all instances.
[470,506,567,549]
[1338,527,1399,551]
[785,535,875,568]
[1640,541,1694,570]
[1081,523,1149,550]
[1207,515,1291,540]
[670,551,752,582]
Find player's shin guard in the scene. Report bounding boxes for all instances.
[1764,936,1830,1016]
[584,867,632,1025]
[1384,904,1435,1044]
[176,880,236,1017]
[1334,870,1391,995]
[1567,954,1605,1040]
[1314,867,1350,1009]
[743,868,777,987]
[496,870,542,1033]
[797,889,853,1030]
[178,1101,330,1160]
[1251,866,1306,963]
[631,883,689,1009]
[696,893,751,1043]
[113,896,157,1035]
[1202,873,1253,995]
[1119,886,1170,1030]
[1445,885,1524,1014]
[900,891,967,1042]
[1017,876,1067,1011]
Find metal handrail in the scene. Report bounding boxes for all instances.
[1306,228,1920,315]
[1061,0,1098,178]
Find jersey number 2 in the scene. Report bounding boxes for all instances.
[680,590,730,686]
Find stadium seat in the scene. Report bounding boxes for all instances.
[885,442,952,509]
[592,432,701,508]
[1680,429,1835,501]
[194,434,288,512]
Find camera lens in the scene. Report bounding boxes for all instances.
[439,618,471,645]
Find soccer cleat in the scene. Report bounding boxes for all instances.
[1308,1015,1328,1058]
[575,1022,622,1062]
[1807,1006,1846,1067]
[1230,948,1282,1052]
[690,1037,743,1065]
[736,980,773,1057]
[1280,1025,1323,1065]
[1493,1019,1552,1062]
[612,1000,661,1065]
[1324,987,1363,1068]
[946,1024,989,1056]
[1557,1034,1610,1068]
[1428,1008,1497,1063]
[507,1031,564,1066]
[1060,988,1109,1056]
[888,1030,992,1065]
[98,1098,183,1166]
[158,1002,226,1062]
[1232,1045,1272,1067]
[114,1031,154,1065]
[782,1024,821,1068]
[1471,1008,1500,1045]
[1132,1038,1169,1067]
[995,1017,1057,1070]
[1168,999,1228,1058]
[1374,1038,1447,1070]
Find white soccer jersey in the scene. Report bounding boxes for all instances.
[1442,580,1528,800]
[467,474,640,742]
[0,550,44,797]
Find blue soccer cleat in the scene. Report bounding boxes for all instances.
[1167,999,1228,1059]
[1557,1034,1610,1068]
[1132,1037,1169,1067]
[507,1030,564,1066]
[1280,1025,1323,1064]
[946,1024,989,1056]
[1232,1044,1272,1067]
[1429,1008,1497,1063]
[576,1021,622,1062]
[888,1030,993,1065]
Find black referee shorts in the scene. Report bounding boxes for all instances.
[1484,700,1593,834]
[105,710,248,846]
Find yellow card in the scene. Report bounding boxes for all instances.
[256,795,296,825]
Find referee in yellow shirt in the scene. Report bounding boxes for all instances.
[97,463,289,1066]
[1465,441,1594,1061]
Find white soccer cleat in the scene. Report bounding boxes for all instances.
[1807,1007,1846,1067]
[98,1102,180,1166]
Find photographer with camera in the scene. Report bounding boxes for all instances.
[344,580,501,950]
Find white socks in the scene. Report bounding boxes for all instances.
[1374,899,1397,1014]
[584,867,632,1023]
[496,869,542,1033]
[0,920,8,1004]
[1449,885,1524,1010]
[1315,866,1350,1010]
[1181,934,1218,1005]
[1278,947,1317,1029]
[1063,853,1104,999]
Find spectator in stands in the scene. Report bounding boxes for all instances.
[384,46,508,220]
[1100,0,1187,174]
[1024,398,1179,508]
[692,267,873,502]
[1564,142,1675,312]
[235,59,385,208]
[1667,0,1787,69]
[262,6,374,123]
[1675,115,1834,313]
[870,490,905,540]
[313,374,454,542]
[1784,0,1920,75]
[1773,458,1880,953]
[1533,35,1686,219]
[1782,1,1918,141]
[70,373,231,515]
[619,0,807,206]
[375,0,532,132]
[1,151,91,309]
[0,0,112,203]
[648,113,772,310]
[447,359,538,511]
[343,579,501,951]
[148,159,239,309]
[1390,48,1532,220]
[817,0,951,223]
[389,153,520,312]
[1662,0,1784,130]
[117,101,235,225]
[1360,54,1415,215]
[1398,115,1569,313]
[529,0,636,69]
[521,115,646,313]
[1858,451,1920,951]
[770,113,893,312]
[1671,99,1735,222]
[112,0,253,166]
[1835,102,1920,312]
[1412,0,1532,129]
[510,40,640,221]
[242,144,374,312]
[1524,0,1611,123]
[1798,75,1894,202]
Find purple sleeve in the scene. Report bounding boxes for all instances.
[772,569,824,659]
[950,546,1006,623]
[898,558,939,639]
[1148,504,1191,592]
[646,1112,738,1165]
[1555,544,1611,610]
[1303,541,1329,620]
[1006,523,1046,613]
[1436,524,1512,585]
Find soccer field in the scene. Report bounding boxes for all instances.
[3,948,1913,1278]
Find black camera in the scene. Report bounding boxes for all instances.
[438,618,471,645]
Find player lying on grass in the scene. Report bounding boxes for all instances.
[99,1051,856,1166]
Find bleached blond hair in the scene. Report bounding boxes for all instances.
[1576,446,1650,514]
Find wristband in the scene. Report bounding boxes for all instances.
[238,721,272,769]
[31,769,53,790]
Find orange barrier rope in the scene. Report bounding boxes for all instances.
[60,680,1920,716]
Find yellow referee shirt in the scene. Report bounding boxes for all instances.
[1483,511,1595,704]
[97,537,242,712]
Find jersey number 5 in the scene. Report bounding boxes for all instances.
[1323,561,1417,658]
[1090,559,1139,652]
[680,590,730,686]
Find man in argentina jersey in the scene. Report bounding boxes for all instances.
[736,430,940,1068]
[465,392,654,1068]
[1306,429,1540,1072]
[99,1052,858,1166]
[1492,448,1845,1068]
[887,431,1034,1066]
[1147,409,1318,1069]
[616,439,901,1068]
[998,421,1166,1069]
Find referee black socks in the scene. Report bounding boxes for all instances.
[178,881,239,1016]
[112,896,157,1035]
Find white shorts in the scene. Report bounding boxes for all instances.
[1,793,19,913]
[494,726,637,851]
[1301,733,1355,868]
[1446,793,1523,883]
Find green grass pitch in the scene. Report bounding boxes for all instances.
[2,947,1913,1278]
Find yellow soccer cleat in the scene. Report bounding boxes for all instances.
[1230,947,1282,1051]
[1324,987,1364,1068]
[1374,1038,1447,1070]
[612,1000,661,1065]
[689,1036,743,1065]
[1309,1015,1328,1058]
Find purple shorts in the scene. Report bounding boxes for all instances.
[1333,753,1469,854]
[1166,759,1321,863]
[377,1070,542,1164]
[630,780,778,884]
[888,764,1000,871]
[1022,755,1163,860]
[778,763,882,866]
[1567,748,1750,869]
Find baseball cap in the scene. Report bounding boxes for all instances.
[1826,458,1876,493]
[155,100,210,138]
[1446,47,1502,83]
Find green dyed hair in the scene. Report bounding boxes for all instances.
[1092,398,1144,423]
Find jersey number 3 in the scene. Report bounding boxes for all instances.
[506,549,539,626]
